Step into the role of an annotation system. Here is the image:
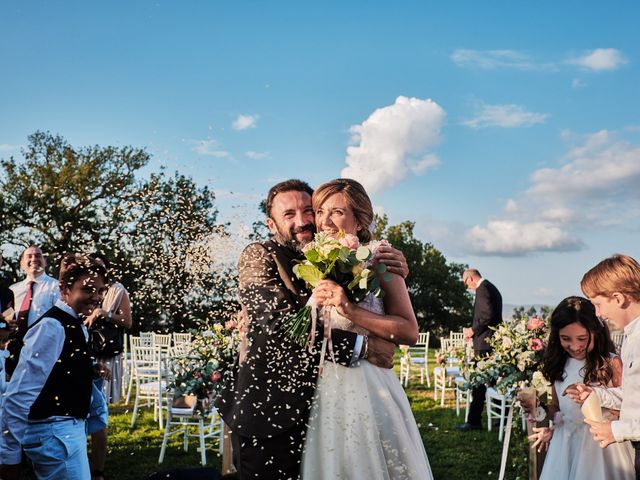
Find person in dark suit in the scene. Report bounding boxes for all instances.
[215,179,404,479]
[457,268,503,431]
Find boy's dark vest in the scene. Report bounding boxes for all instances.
[28,306,93,421]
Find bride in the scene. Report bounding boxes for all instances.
[301,178,433,480]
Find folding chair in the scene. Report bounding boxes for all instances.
[158,391,224,466]
[172,332,192,346]
[399,332,430,387]
[130,344,167,428]
[486,387,511,441]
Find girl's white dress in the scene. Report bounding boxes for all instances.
[540,357,635,480]
[301,295,433,480]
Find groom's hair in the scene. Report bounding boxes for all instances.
[265,179,314,218]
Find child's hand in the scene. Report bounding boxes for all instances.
[528,426,553,452]
[563,383,592,404]
[585,419,616,448]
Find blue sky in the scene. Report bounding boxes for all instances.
[1,1,639,306]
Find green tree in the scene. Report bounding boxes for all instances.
[0,133,236,332]
[0,131,149,280]
[121,170,237,331]
[374,215,473,340]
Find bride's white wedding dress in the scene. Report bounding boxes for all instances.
[301,294,433,480]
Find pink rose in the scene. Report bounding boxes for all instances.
[211,371,222,382]
[339,233,360,250]
[528,338,544,351]
[527,317,545,331]
[194,371,201,379]
[225,319,237,331]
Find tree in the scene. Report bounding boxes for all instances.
[374,215,473,339]
[0,133,236,332]
[121,170,237,331]
[0,131,149,278]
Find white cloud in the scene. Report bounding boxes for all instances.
[463,103,549,129]
[341,96,445,193]
[571,78,587,88]
[567,48,628,71]
[462,130,640,256]
[527,130,640,201]
[539,207,577,224]
[0,143,22,152]
[191,139,229,158]
[245,151,270,160]
[466,220,583,255]
[505,199,519,214]
[452,48,627,73]
[232,114,258,131]
[450,49,539,70]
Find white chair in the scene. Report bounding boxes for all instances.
[130,344,167,428]
[158,391,224,466]
[450,331,465,342]
[170,343,192,358]
[433,365,460,406]
[399,332,430,387]
[153,333,172,354]
[486,387,511,441]
[173,332,192,346]
[455,376,472,421]
[125,335,153,404]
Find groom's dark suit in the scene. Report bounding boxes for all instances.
[216,239,358,479]
[468,278,502,426]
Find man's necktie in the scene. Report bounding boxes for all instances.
[17,280,35,334]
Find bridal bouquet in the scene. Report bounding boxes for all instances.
[466,315,551,397]
[284,231,388,347]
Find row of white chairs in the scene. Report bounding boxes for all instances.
[123,333,223,465]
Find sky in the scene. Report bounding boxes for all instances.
[1,1,639,307]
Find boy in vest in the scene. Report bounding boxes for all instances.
[0,255,107,480]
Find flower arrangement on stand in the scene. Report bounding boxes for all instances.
[465,314,551,480]
[466,315,551,397]
[170,323,239,414]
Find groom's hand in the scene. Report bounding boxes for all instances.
[366,336,395,369]
[374,245,409,279]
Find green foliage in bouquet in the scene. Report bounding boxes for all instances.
[170,324,239,412]
[285,231,388,346]
[466,315,551,396]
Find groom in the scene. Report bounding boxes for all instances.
[216,179,406,479]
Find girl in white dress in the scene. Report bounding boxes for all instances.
[301,178,433,480]
[530,296,635,480]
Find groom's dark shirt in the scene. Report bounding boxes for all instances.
[216,239,358,439]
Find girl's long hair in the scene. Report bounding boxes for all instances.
[542,296,616,385]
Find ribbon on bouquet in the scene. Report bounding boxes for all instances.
[305,296,338,377]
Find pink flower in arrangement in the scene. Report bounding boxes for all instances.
[211,371,222,382]
[194,371,201,379]
[527,317,545,331]
[529,338,544,351]
[339,233,360,250]
[435,355,445,365]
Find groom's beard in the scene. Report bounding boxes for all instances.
[273,223,315,252]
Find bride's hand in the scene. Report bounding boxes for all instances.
[313,280,351,315]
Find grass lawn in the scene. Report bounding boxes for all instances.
[98,349,529,479]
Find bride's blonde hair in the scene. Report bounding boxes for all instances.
[312,178,374,243]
